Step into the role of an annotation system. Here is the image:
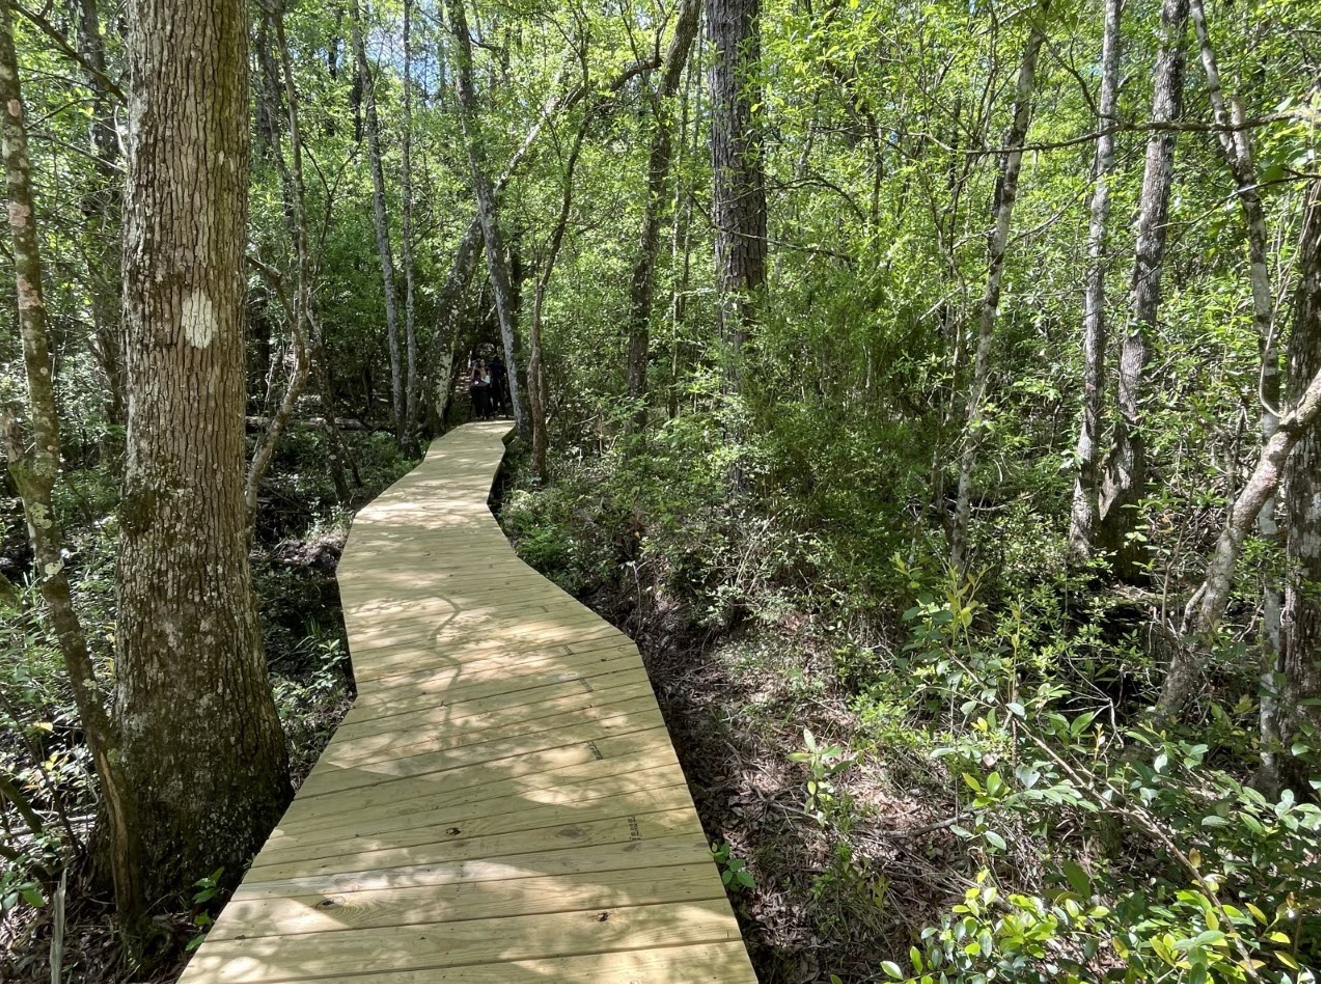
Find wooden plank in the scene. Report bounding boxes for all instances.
[322,693,664,768]
[268,761,685,842]
[208,863,725,941]
[184,900,742,982]
[295,712,669,798]
[175,422,753,984]
[236,835,713,902]
[218,942,755,984]
[251,784,698,867]
[274,744,680,831]
[243,808,706,883]
[284,730,676,817]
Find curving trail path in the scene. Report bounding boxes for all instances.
[179,420,757,984]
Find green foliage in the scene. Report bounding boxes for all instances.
[789,728,854,822]
[186,868,224,952]
[711,841,756,893]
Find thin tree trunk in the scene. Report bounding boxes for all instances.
[427,224,482,431]
[401,0,420,450]
[708,0,767,372]
[1097,0,1190,579]
[446,0,530,438]
[949,3,1049,573]
[0,0,142,916]
[669,58,698,422]
[1068,0,1122,561]
[1161,182,1321,720]
[530,121,587,479]
[257,4,351,503]
[116,0,291,899]
[624,0,700,434]
[75,0,126,424]
[424,55,659,430]
[1187,0,1283,785]
[246,9,315,518]
[352,0,405,440]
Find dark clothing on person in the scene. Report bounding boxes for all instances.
[470,365,492,420]
[488,358,509,416]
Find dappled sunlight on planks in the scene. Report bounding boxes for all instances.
[176,421,758,984]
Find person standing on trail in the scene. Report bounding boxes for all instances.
[470,361,492,420]
[488,355,509,417]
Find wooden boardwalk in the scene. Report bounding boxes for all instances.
[179,421,757,984]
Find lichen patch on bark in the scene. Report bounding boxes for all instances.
[181,288,216,347]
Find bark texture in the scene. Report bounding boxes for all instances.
[949,3,1049,573]
[624,0,701,432]
[1279,181,1321,790]
[1068,0,1121,561]
[1097,0,1190,579]
[708,0,767,362]
[117,0,290,897]
[0,0,142,914]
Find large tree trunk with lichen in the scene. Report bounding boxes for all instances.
[0,0,142,916]
[624,0,700,434]
[115,0,291,899]
[446,0,530,438]
[1068,0,1121,561]
[949,2,1049,573]
[1279,181,1321,793]
[1096,0,1190,580]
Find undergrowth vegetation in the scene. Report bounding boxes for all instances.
[500,406,1321,984]
[0,429,414,980]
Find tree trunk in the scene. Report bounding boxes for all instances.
[0,0,142,916]
[1277,180,1321,792]
[246,9,315,519]
[530,120,587,479]
[1187,0,1283,785]
[708,0,767,371]
[446,0,530,438]
[1160,182,1321,721]
[75,0,126,424]
[256,3,351,504]
[1068,0,1121,561]
[949,3,1049,573]
[1097,0,1190,579]
[427,223,482,431]
[624,0,701,434]
[401,0,420,450]
[352,0,405,441]
[116,0,290,899]
[423,55,660,431]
